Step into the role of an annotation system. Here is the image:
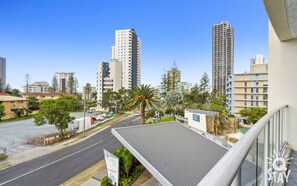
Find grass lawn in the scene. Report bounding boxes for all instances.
[239,127,249,134]
[146,116,174,124]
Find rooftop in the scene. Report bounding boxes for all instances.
[185,109,218,116]
[112,122,228,186]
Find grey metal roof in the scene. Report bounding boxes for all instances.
[112,122,228,186]
[185,109,218,116]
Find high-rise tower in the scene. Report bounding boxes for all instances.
[212,21,234,95]
[112,29,141,89]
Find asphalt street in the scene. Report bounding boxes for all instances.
[0,115,141,186]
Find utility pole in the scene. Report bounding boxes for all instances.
[25,74,31,94]
[83,98,86,137]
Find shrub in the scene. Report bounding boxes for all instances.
[165,108,174,115]
[101,176,112,186]
[0,153,7,161]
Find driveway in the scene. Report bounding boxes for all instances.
[0,112,95,153]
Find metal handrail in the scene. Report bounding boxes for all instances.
[198,105,288,186]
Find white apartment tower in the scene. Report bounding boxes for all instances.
[54,72,74,93]
[112,29,141,89]
[97,59,122,106]
[212,21,234,95]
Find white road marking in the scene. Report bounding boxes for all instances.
[0,140,103,185]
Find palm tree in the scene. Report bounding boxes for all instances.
[125,84,160,124]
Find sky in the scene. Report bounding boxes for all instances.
[0,0,268,91]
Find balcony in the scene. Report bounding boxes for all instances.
[199,105,295,186]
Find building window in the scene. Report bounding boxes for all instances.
[244,82,247,86]
[244,102,247,106]
[244,95,247,99]
[251,95,253,99]
[263,87,268,93]
[245,88,247,93]
[251,88,253,93]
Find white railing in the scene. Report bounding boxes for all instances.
[198,105,288,186]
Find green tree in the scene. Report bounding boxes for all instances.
[3,84,12,94]
[101,176,112,186]
[102,90,117,111]
[114,146,135,178]
[27,96,40,110]
[74,77,79,94]
[0,105,6,120]
[57,96,82,111]
[239,107,267,124]
[34,99,74,138]
[91,91,97,101]
[11,107,25,118]
[199,72,210,104]
[84,83,92,101]
[125,84,160,124]
[51,76,58,93]
[160,70,168,97]
[11,89,21,97]
[207,89,229,114]
[164,91,183,108]
[68,74,75,94]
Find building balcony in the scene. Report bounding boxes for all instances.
[199,105,295,186]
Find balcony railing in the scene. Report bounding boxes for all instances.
[198,105,288,186]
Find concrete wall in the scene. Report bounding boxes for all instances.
[268,21,297,149]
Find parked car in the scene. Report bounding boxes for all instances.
[96,115,105,121]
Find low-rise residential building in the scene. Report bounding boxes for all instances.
[23,81,50,93]
[0,93,28,119]
[23,93,75,101]
[227,55,268,115]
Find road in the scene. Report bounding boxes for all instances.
[0,115,141,186]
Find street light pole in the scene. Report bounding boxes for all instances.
[83,98,86,137]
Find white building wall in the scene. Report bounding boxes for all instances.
[268,21,297,149]
[114,29,141,89]
[185,110,207,132]
[109,59,122,91]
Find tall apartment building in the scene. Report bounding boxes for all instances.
[23,81,50,93]
[112,29,141,89]
[97,59,122,106]
[212,21,234,95]
[54,72,74,93]
[227,55,268,115]
[167,62,181,92]
[0,57,6,90]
